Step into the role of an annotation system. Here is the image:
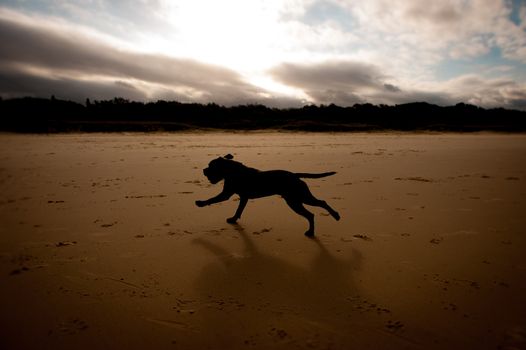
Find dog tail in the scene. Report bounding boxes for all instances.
[295,171,336,179]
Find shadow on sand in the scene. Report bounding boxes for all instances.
[189,225,400,349]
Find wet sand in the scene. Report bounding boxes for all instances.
[0,132,525,349]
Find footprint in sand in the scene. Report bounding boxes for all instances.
[252,228,272,235]
[395,177,434,183]
[56,318,89,335]
[353,234,372,241]
[269,328,289,340]
[430,237,443,244]
[385,320,404,332]
[9,266,30,275]
[146,318,192,331]
[100,222,117,228]
[55,241,77,247]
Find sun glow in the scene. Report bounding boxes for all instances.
[157,1,290,70]
[133,0,316,101]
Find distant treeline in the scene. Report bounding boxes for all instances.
[1,96,525,132]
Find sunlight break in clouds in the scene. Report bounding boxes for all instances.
[0,0,525,109]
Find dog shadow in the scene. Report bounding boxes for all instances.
[191,225,365,346]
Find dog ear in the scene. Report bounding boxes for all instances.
[223,154,234,160]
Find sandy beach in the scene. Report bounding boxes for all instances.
[0,132,525,349]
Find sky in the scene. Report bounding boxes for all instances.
[0,0,525,109]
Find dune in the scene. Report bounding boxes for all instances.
[0,132,525,349]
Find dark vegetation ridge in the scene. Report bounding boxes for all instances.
[1,96,525,132]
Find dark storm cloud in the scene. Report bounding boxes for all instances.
[0,65,148,101]
[506,88,526,110]
[308,90,364,105]
[383,83,401,93]
[0,14,264,104]
[271,60,386,105]
[271,60,451,106]
[272,61,384,91]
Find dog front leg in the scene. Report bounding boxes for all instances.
[195,190,233,207]
[227,197,248,224]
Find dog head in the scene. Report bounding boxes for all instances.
[203,154,234,184]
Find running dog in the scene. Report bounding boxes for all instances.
[195,154,340,237]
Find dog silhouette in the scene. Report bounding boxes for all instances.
[195,154,340,237]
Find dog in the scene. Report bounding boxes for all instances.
[195,154,340,237]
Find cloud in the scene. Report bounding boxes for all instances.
[0,66,148,101]
[318,0,526,65]
[272,61,385,91]
[270,59,526,109]
[383,84,401,93]
[2,0,173,43]
[441,74,526,109]
[449,36,492,60]
[270,60,452,106]
[0,8,270,105]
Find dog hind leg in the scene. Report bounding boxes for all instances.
[303,193,340,221]
[227,197,248,224]
[285,198,315,237]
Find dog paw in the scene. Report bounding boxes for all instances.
[226,217,238,224]
[195,200,206,207]
[304,230,315,238]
